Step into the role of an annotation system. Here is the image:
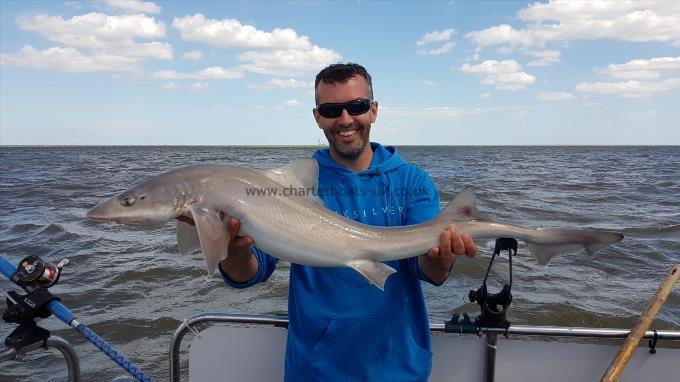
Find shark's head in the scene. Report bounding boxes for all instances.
[87,178,181,226]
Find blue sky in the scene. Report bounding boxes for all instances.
[1,0,678,145]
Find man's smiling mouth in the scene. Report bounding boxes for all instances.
[338,129,358,137]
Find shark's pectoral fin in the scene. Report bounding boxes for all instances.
[347,260,397,291]
[190,206,229,277]
[176,218,201,255]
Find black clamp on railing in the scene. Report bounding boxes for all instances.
[446,238,518,337]
[649,330,658,354]
[3,288,59,350]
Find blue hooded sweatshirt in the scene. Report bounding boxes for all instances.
[221,142,441,381]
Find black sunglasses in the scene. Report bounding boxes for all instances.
[315,99,373,118]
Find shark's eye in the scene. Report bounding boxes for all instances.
[120,196,136,207]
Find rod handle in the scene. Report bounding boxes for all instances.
[600,264,680,382]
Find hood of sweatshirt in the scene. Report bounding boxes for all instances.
[313,142,405,177]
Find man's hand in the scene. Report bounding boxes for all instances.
[225,218,255,258]
[175,215,258,283]
[419,224,477,285]
[220,218,258,283]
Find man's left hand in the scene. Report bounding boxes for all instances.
[419,224,477,285]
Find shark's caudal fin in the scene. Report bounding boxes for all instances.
[525,229,624,265]
[438,187,486,221]
[348,260,397,291]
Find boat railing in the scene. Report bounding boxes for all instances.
[169,312,680,382]
[0,335,81,381]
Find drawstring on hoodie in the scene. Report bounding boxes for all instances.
[313,143,407,227]
[378,166,403,226]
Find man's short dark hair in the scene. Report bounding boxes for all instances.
[314,63,373,104]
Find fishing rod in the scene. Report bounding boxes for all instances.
[0,255,155,382]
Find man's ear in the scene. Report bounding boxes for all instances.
[370,101,378,123]
[313,108,323,128]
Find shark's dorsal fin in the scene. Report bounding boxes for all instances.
[440,187,484,221]
[262,158,319,190]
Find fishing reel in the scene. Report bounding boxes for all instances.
[3,255,69,350]
[11,255,69,290]
[446,238,517,335]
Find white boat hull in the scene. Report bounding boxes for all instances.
[187,324,679,382]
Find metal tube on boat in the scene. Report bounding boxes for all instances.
[0,256,155,382]
[600,263,680,382]
[484,334,497,382]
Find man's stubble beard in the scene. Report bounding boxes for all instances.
[324,125,371,161]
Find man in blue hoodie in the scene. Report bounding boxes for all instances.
[218,63,477,381]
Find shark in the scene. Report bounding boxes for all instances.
[87,158,623,290]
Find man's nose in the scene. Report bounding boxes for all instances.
[337,109,353,125]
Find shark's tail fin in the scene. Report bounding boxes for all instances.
[525,228,624,265]
[439,188,623,265]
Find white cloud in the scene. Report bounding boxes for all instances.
[577,56,680,97]
[237,47,341,77]
[481,93,491,98]
[248,78,313,91]
[575,78,680,98]
[466,1,680,70]
[417,28,456,46]
[597,56,680,80]
[162,81,211,92]
[460,59,536,90]
[173,14,312,49]
[16,13,171,60]
[628,109,657,117]
[190,82,210,91]
[537,91,575,101]
[380,105,534,119]
[280,99,304,108]
[422,80,436,87]
[467,1,680,49]
[105,0,161,14]
[467,24,533,48]
[424,107,485,117]
[417,42,455,56]
[171,14,340,77]
[527,49,561,66]
[163,82,178,90]
[416,28,455,56]
[181,50,203,61]
[0,45,140,73]
[153,66,244,80]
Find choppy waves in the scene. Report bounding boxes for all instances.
[1,145,679,381]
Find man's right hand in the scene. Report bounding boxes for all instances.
[220,218,259,283]
[226,218,255,257]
